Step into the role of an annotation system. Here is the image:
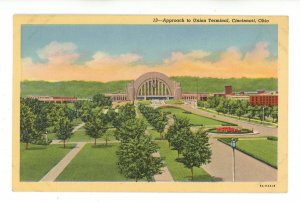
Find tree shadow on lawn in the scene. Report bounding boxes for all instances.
[57,145,76,149]
[91,144,114,149]
[175,157,184,163]
[174,158,216,182]
[212,177,223,182]
[23,146,47,151]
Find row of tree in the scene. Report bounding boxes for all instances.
[20,98,78,149]
[165,116,212,180]
[114,104,164,182]
[75,101,165,181]
[198,96,278,123]
[21,93,113,149]
[138,104,168,139]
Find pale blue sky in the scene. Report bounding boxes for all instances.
[21,24,278,64]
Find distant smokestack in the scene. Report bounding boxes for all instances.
[225,85,232,95]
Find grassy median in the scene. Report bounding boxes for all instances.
[159,107,226,126]
[56,143,127,181]
[218,137,277,168]
[20,143,75,181]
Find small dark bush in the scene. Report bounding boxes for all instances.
[221,123,238,126]
[267,136,278,141]
[240,128,253,133]
[192,124,203,127]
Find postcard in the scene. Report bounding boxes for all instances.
[13,15,288,192]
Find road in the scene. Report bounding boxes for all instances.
[167,104,278,181]
[202,139,277,181]
[176,105,278,136]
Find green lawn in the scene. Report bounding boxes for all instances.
[56,143,127,181]
[218,137,277,168]
[157,141,213,181]
[159,107,226,126]
[20,143,75,181]
[68,128,92,142]
[200,107,277,127]
[147,129,161,140]
[165,100,184,105]
[137,100,151,105]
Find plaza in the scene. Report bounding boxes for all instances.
[20,82,278,182]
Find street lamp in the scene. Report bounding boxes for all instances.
[230,138,238,182]
[45,131,48,143]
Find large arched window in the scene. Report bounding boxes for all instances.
[137,78,171,97]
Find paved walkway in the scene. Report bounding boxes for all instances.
[152,152,174,182]
[51,122,85,144]
[72,122,85,133]
[202,138,277,182]
[40,142,86,182]
[176,105,278,136]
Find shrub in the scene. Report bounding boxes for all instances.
[240,128,253,133]
[221,122,238,126]
[267,136,278,141]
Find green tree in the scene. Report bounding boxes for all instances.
[216,101,224,114]
[113,104,136,129]
[92,93,112,107]
[102,131,112,146]
[35,108,49,135]
[182,129,212,180]
[55,117,74,148]
[154,116,168,139]
[235,107,243,119]
[246,106,255,121]
[64,106,77,122]
[48,105,66,127]
[115,119,147,142]
[20,103,38,149]
[257,106,266,123]
[117,136,163,182]
[85,112,109,145]
[165,115,175,148]
[271,106,278,122]
[166,117,192,153]
[171,127,193,158]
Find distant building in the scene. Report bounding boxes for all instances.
[25,73,278,105]
[249,94,278,106]
[257,90,267,94]
[126,72,182,101]
[225,85,233,95]
[25,95,77,103]
[182,93,208,101]
[104,93,127,102]
[226,95,250,101]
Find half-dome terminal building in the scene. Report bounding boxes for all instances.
[126,72,182,101]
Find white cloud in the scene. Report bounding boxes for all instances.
[21,41,277,81]
[86,51,142,67]
[164,50,210,64]
[36,41,79,64]
[244,42,271,62]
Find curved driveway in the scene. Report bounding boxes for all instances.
[175,105,278,136]
[167,104,278,182]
